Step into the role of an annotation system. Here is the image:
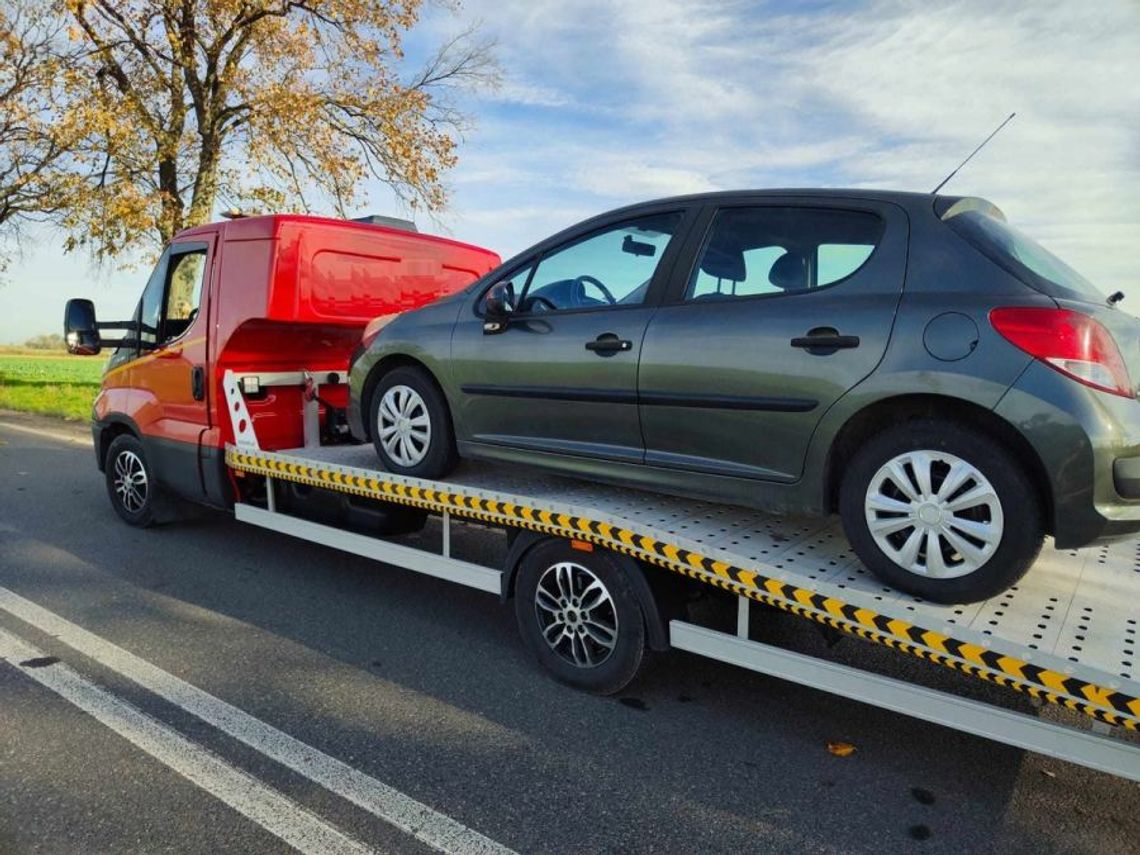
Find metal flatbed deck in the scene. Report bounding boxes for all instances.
[224,441,1140,780]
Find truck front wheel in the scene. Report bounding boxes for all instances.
[104,434,162,527]
[514,540,647,694]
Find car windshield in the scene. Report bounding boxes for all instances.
[945,209,1103,303]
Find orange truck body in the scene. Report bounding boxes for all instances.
[92,214,500,508]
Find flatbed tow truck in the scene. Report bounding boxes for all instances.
[220,368,1140,783]
[66,212,1139,784]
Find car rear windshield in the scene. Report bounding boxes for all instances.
[945,209,1104,303]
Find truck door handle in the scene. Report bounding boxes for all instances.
[191,365,205,401]
[585,334,632,356]
[790,329,860,353]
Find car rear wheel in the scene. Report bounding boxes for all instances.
[105,434,161,527]
[514,540,646,694]
[370,365,457,479]
[839,420,1044,604]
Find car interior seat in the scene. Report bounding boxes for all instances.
[768,250,809,292]
[694,245,746,299]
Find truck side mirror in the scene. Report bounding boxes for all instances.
[64,298,102,355]
[483,281,515,335]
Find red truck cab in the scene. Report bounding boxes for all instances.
[65,214,499,518]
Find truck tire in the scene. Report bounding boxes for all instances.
[104,434,164,527]
[370,366,458,479]
[839,419,1044,604]
[514,539,646,694]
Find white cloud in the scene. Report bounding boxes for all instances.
[4,1,1138,340]
[409,0,1139,292]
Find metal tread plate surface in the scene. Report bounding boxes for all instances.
[227,444,1140,729]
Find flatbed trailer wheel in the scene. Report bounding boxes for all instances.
[514,539,647,694]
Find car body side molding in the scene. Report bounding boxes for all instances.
[460,384,818,412]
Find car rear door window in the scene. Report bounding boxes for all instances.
[685,207,884,301]
[519,212,683,313]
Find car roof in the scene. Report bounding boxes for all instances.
[555,189,1004,238]
[620,188,981,210]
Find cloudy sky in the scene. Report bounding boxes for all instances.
[3,0,1138,342]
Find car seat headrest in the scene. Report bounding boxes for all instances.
[769,251,808,291]
[700,245,746,282]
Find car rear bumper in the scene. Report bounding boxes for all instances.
[1112,456,1140,500]
[995,361,1140,548]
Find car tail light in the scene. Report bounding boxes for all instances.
[989,307,1134,398]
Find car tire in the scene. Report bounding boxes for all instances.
[369,365,458,479]
[839,419,1043,604]
[104,434,162,527]
[514,540,647,694]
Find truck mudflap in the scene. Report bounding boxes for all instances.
[225,444,1140,731]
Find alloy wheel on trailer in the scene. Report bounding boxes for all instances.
[534,561,620,668]
[376,384,432,468]
[113,449,149,513]
[864,450,1004,579]
[515,540,647,694]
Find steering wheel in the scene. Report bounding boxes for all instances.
[527,295,558,313]
[573,275,617,306]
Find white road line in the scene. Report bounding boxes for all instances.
[0,420,91,446]
[0,627,373,855]
[0,586,516,855]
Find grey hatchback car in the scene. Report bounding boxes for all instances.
[348,190,1140,604]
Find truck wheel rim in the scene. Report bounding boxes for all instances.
[378,385,432,467]
[113,450,148,513]
[534,562,619,668]
[864,450,1004,580]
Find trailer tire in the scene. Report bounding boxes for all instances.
[104,434,164,528]
[514,540,646,694]
[370,366,457,479]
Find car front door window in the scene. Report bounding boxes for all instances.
[519,213,683,313]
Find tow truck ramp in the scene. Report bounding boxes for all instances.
[225,442,1140,782]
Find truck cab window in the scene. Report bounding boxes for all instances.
[162,250,207,342]
[136,245,208,350]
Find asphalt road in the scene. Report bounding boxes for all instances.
[1,412,1137,854]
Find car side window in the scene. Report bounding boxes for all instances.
[686,207,884,301]
[519,212,683,313]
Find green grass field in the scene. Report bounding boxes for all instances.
[0,350,105,421]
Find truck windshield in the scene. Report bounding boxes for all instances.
[945,209,1104,303]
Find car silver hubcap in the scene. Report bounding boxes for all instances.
[534,562,619,668]
[377,384,431,467]
[864,450,1003,580]
[113,450,148,513]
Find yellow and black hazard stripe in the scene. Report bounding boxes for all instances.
[226,448,1140,730]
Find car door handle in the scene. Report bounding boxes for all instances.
[790,329,860,352]
[585,334,633,356]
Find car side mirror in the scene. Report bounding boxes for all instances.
[483,281,515,335]
[64,298,102,355]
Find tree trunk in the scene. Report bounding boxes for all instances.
[187,133,221,229]
[156,154,182,245]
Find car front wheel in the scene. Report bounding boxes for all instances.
[839,420,1044,604]
[370,365,457,479]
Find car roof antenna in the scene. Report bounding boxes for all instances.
[931,112,1016,195]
